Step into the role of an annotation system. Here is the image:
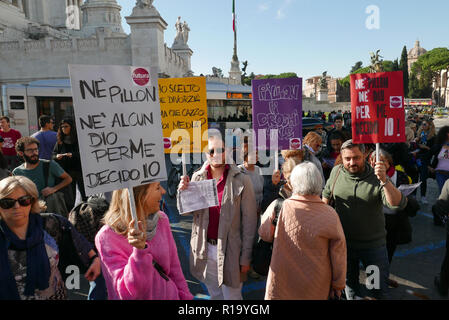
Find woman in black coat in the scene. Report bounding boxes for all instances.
[53,118,87,208]
[370,149,420,287]
[412,118,436,204]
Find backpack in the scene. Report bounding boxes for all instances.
[251,198,284,276]
[68,195,110,244]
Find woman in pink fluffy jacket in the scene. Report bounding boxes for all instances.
[95,182,193,300]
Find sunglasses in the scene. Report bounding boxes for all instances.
[60,125,70,129]
[0,195,33,209]
[208,148,225,156]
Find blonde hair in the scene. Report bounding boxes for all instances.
[302,131,322,148]
[0,176,46,213]
[282,157,302,180]
[102,184,151,235]
[417,119,436,140]
[405,126,415,144]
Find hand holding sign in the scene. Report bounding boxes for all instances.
[374,161,388,184]
[127,219,146,250]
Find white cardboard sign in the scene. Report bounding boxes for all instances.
[69,64,167,196]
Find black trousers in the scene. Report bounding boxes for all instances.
[439,226,449,293]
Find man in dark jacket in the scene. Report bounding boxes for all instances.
[326,114,351,151]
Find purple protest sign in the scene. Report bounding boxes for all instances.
[251,77,302,150]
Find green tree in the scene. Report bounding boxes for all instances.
[409,47,449,100]
[259,72,298,79]
[338,60,396,87]
[392,59,399,71]
[243,72,255,86]
[399,46,409,97]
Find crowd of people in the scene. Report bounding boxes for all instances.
[0,110,448,301]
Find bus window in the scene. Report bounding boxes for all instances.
[10,102,25,110]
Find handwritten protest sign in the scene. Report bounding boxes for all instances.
[159,77,208,154]
[251,78,302,150]
[68,64,167,196]
[351,71,405,144]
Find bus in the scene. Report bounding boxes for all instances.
[1,79,253,136]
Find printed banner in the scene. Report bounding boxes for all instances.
[159,77,208,154]
[68,64,167,196]
[251,77,302,150]
[351,71,405,144]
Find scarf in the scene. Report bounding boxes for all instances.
[304,144,316,155]
[145,212,159,242]
[0,213,51,300]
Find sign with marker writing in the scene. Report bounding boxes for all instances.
[351,71,405,143]
[251,77,302,150]
[68,64,167,196]
[159,77,208,154]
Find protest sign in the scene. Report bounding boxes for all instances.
[251,77,302,150]
[351,71,405,144]
[159,77,208,154]
[68,64,167,196]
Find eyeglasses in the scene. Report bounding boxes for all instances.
[60,125,70,129]
[24,148,39,154]
[0,195,33,209]
[208,148,225,156]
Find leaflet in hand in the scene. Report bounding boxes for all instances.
[398,182,422,197]
[178,179,219,215]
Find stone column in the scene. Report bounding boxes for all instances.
[126,4,167,73]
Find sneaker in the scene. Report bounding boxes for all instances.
[421,196,428,204]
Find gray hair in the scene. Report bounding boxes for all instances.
[290,161,323,196]
[340,139,365,154]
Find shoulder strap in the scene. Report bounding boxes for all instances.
[272,198,284,226]
[329,165,343,201]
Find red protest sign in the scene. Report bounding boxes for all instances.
[351,71,405,144]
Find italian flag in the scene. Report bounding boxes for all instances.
[232,0,236,32]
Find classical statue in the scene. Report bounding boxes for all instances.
[319,71,328,89]
[212,67,223,78]
[182,21,190,45]
[242,60,248,74]
[136,0,154,9]
[173,16,184,46]
[369,50,384,73]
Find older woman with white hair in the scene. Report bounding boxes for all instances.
[259,161,347,300]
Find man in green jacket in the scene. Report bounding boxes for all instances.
[323,140,406,300]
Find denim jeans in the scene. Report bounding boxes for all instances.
[87,273,108,300]
[345,246,390,300]
[436,172,449,194]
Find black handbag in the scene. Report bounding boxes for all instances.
[252,198,283,276]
